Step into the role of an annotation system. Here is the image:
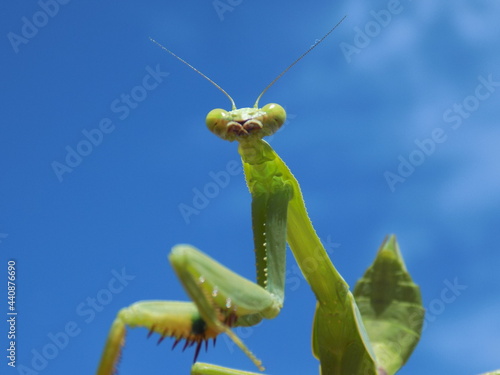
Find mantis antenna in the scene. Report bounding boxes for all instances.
[253,15,346,108]
[149,37,237,110]
[149,15,346,110]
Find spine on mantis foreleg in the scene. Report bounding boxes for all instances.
[96,253,276,375]
[250,169,291,305]
[241,140,346,302]
[170,245,284,371]
[97,313,126,375]
[96,301,218,375]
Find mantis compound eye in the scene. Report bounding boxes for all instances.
[260,103,286,136]
[206,108,231,140]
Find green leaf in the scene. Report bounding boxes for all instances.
[353,235,425,375]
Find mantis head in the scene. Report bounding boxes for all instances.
[205,103,286,142]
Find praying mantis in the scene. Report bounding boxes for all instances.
[96,19,427,375]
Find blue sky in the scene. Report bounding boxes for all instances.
[2,1,500,374]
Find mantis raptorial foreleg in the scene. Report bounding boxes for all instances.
[97,301,219,375]
[97,241,290,374]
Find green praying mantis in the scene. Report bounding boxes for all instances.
[96,18,424,375]
[96,18,497,375]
